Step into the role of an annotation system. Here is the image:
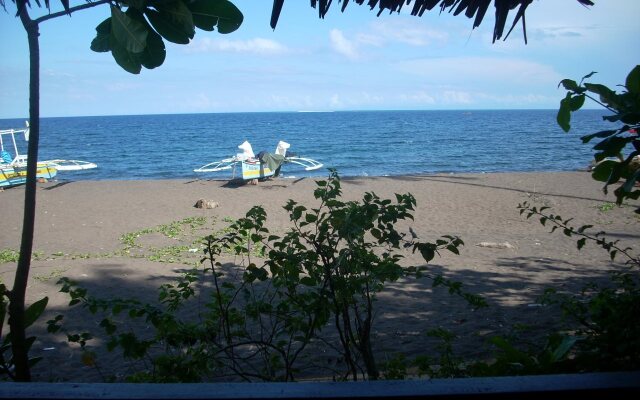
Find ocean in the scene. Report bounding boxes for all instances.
[0,109,612,181]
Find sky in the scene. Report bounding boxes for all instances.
[0,0,639,118]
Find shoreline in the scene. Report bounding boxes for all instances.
[19,166,597,184]
[1,171,638,382]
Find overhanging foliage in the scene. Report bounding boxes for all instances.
[270,0,595,44]
[557,65,640,211]
[5,1,244,74]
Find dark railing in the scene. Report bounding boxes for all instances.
[1,371,639,399]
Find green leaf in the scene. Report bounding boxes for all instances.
[592,160,617,182]
[145,1,195,45]
[580,129,617,144]
[300,276,315,286]
[576,238,586,250]
[417,244,435,263]
[622,169,640,194]
[188,0,244,34]
[625,65,640,94]
[550,336,578,362]
[90,18,112,53]
[292,205,306,220]
[557,93,572,132]
[91,34,111,53]
[100,318,117,335]
[569,94,585,111]
[95,16,111,35]
[125,0,147,10]
[577,224,593,233]
[111,41,142,74]
[593,136,632,158]
[558,79,579,92]
[111,5,148,54]
[27,355,43,368]
[127,8,167,69]
[24,297,48,329]
[138,36,166,69]
[446,244,460,255]
[584,83,620,108]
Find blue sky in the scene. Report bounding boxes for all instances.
[1,0,638,118]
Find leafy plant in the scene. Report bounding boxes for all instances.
[3,0,243,380]
[513,202,640,373]
[255,170,482,380]
[0,249,20,264]
[541,272,640,372]
[518,202,637,263]
[557,65,640,211]
[0,287,48,381]
[469,333,579,377]
[51,171,482,382]
[597,202,616,212]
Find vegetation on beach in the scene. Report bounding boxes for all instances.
[463,66,640,376]
[3,0,244,381]
[557,65,640,212]
[45,171,483,382]
[15,169,634,382]
[0,249,20,264]
[510,203,640,373]
[471,65,640,376]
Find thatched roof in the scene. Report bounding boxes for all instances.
[270,0,595,44]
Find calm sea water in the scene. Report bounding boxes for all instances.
[0,110,613,181]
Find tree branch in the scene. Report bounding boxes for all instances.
[34,0,111,24]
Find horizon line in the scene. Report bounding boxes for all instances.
[0,107,605,121]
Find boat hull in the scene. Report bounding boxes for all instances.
[0,163,58,188]
[241,160,274,180]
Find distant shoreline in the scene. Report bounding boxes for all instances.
[0,108,606,121]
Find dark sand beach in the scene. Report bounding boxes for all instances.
[1,172,638,382]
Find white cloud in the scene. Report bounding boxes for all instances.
[186,38,289,55]
[103,82,143,92]
[396,57,561,86]
[330,29,359,60]
[183,93,221,111]
[268,94,316,110]
[43,69,74,78]
[441,90,472,104]
[367,19,449,46]
[399,91,436,105]
[531,27,585,40]
[330,94,342,108]
[329,19,449,61]
[325,92,385,108]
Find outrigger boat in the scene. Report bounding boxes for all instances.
[1,122,97,188]
[194,140,323,181]
[0,162,58,189]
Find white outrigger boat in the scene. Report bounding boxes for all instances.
[1,122,97,188]
[194,140,323,181]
